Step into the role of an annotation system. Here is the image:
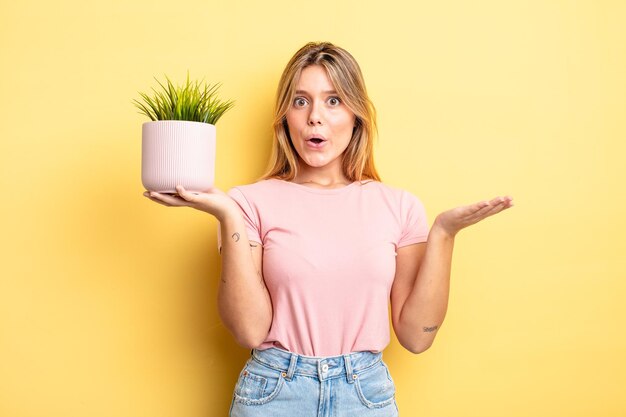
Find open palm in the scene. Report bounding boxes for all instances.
[434,196,513,237]
[143,185,237,221]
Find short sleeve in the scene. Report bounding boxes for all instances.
[397,190,429,248]
[217,187,262,253]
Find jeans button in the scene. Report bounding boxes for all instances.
[321,363,329,372]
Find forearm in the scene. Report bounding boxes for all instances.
[217,212,272,348]
[397,225,454,353]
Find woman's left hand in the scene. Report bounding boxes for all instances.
[433,196,514,238]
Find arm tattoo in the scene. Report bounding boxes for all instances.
[423,325,439,333]
[220,236,253,285]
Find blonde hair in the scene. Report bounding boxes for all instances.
[259,42,381,182]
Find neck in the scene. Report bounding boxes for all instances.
[294,161,350,186]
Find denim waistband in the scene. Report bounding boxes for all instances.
[251,346,383,383]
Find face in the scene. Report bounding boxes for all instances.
[285,65,356,174]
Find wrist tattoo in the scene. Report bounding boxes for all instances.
[423,325,439,333]
[231,232,240,242]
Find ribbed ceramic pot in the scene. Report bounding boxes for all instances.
[141,120,216,193]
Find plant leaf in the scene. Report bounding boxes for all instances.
[133,74,234,123]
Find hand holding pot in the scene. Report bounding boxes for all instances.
[144,185,237,221]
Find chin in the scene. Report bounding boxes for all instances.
[303,155,336,167]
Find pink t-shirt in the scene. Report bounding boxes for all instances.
[217,178,429,356]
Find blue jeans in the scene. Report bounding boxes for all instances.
[229,346,399,416]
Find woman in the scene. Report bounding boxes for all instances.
[144,42,513,416]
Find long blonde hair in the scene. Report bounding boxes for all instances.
[260,42,381,182]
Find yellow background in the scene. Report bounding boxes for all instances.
[1,0,625,416]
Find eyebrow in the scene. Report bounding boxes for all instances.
[295,90,338,95]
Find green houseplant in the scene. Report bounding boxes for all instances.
[134,74,234,193]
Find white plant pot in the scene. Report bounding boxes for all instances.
[141,120,216,193]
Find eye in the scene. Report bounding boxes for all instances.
[293,97,308,107]
[328,96,341,106]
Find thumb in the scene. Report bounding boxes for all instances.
[176,185,199,202]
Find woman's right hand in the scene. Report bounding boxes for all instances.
[143,185,237,221]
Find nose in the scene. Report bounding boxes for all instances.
[307,101,323,126]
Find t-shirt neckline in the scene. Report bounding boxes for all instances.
[270,178,367,194]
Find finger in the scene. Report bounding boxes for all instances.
[483,203,507,218]
[474,196,511,213]
[496,197,514,210]
[462,205,494,225]
[488,196,514,213]
[466,201,495,218]
[470,197,513,221]
[488,196,513,206]
[175,185,200,203]
[144,193,173,207]
[462,198,504,222]
[148,191,189,207]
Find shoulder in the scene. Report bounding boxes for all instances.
[359,180,421,203]
[363,182,427,221]
[227,178,299,211]
[227,178,280,197]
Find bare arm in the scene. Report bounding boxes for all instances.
[217,211,273,349]
[391,195,513,354]
[144,185,273,349]
[391,232,451,354]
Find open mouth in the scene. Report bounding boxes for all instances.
[309,138,324,144]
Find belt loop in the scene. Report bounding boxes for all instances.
[343,354,355,384]
[286,352,298,381]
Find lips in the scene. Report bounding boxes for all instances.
[305,136,327,149]
[306,134,327,143]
